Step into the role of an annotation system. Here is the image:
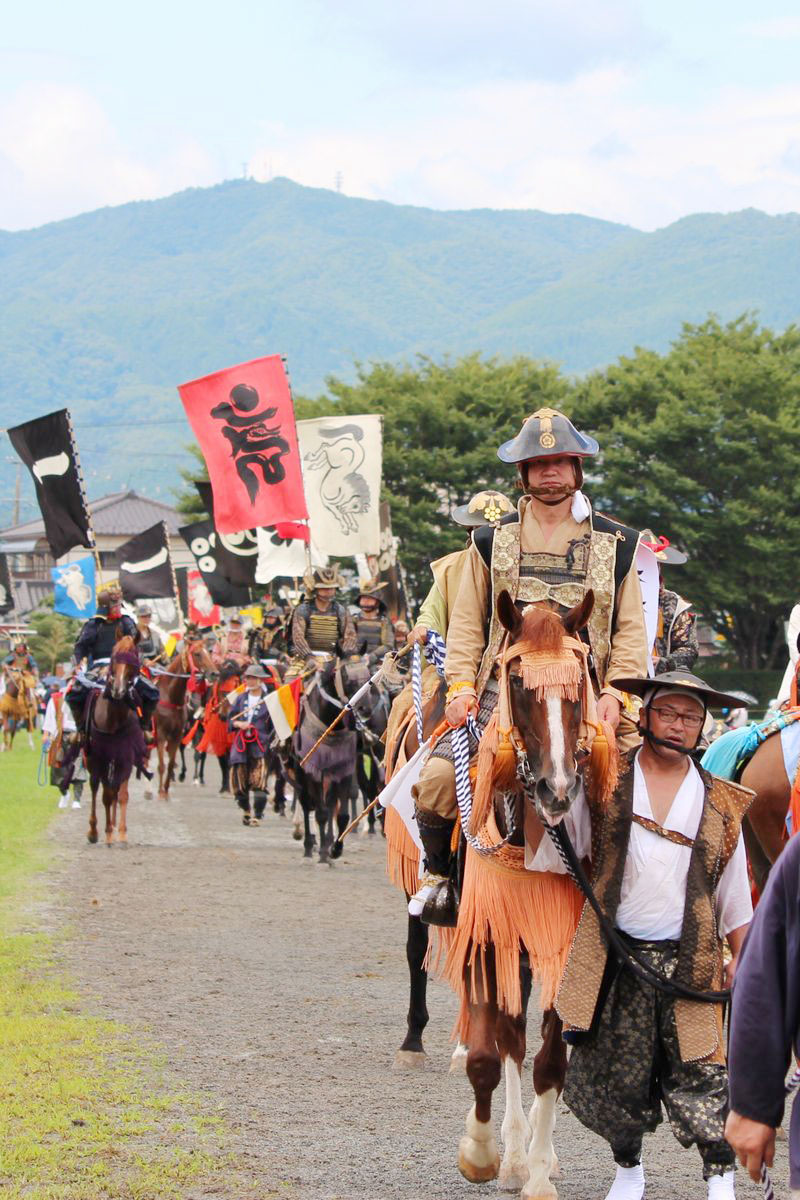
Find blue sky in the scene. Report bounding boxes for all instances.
[2,0,800,230]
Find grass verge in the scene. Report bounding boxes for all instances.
[0,742,254,1199]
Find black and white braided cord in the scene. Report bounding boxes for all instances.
[411,631,511,856]
[761,1066,800,1199]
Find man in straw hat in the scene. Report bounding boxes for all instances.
[558,669,754,1200]
[290,566,357,660]
[641,529,699,675]
[410,409,650,924]
[227,663,274,826]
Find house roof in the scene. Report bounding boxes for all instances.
[0,490,185,543]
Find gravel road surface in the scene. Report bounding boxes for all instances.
[41,763,786,1200]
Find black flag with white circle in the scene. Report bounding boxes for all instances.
[179,519,251,607]
[7,409,93,559]
[193,480,257,586]
[117,522,175,601]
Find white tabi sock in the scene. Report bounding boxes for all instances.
[707,1169,735,1199]
[605,1162,645,1200]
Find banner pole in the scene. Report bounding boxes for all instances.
[65,409,102,585]
[163,520,185,630]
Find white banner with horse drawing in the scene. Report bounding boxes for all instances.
[296,415,382,557]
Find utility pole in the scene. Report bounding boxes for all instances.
[11,461,21,525]
[335,170,343,193]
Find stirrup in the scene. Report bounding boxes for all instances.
[409,872,459,927]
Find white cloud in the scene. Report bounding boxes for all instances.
[741,16,800,38]
[0,83,217,230]
[248,69,800,229]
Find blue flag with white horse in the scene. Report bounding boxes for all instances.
[52,555,95,619]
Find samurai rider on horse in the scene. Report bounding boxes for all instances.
[67,586,160,730]
[1,640,39,750]
[409,407,649,925]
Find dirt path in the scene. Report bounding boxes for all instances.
[45,763,785,1200]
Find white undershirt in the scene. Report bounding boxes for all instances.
[615,752,752,941]
[244,688,265,721]
[43,695,76,736]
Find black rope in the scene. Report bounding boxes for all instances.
[544,821,730,1005]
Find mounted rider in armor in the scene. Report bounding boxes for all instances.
[290,567,357,661]
[248,605,290,661]
[69,586,158,727]
[73,586,138,668]
[640,530,699,675]
[353,579,394,658]
[411,408,650,925]
[135,604,166,666]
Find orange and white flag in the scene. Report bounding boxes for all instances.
[265,678,302,742]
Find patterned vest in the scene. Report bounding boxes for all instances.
[556,755,754,1063]
[475,512,636,695]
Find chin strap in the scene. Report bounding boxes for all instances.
[640,709,703,757]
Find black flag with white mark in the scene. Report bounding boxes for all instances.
[7,409,93,559]
[117,522,175,601]
[193,480,258,586]
[179,519,251,607]
[0,554,14,615]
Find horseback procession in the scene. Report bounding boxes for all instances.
[5,368,800,1200]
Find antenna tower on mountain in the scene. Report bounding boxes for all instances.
[335,171,343,193]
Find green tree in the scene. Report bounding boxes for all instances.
[573,316,800,669]
[27,604,81,673]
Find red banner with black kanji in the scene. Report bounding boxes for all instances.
[178,355,308,535]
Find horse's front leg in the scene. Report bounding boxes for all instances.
[524,1007,566,1200]
[394,910,429,1067]
[497,1008,530,1192]
[156,734,167,800]
[316,779,332,864]
[103,785,114,847]
[177,743,187,782]
[117,780,129,845]
[459,963,501,1184]
[88,779,99,844]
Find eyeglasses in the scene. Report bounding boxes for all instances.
[649,705,704,730]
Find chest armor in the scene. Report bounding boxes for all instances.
[357,617,384,651]
[138,632,156,657]
[92,621,120,662]
[308,610,340,653]
[477,521,618,694]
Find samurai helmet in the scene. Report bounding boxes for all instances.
[355,576,388,609]
[310,566,346,591]
[451,490,516,528]
[497,408,599,465]
[640,530,688,565]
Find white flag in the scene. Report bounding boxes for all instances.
[296,415,382,556]
[255,527,327,584]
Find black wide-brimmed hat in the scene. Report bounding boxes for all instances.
[641,530,688,565]
[611,669,750,711]
[451,490,516,527]
[497,408,599,465]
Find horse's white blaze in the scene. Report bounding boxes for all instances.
[546,697,569,797]
[499,1057,530,1190]
[523,1088,558,1199]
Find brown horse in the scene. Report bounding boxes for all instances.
[85,637,145,846]
[739,730,793,891]
[441,589,616,1198]
[154,639,216,800]
[0,665,37,750]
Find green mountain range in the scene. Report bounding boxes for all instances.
[1,177,798,520]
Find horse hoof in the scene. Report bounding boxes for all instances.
[293,830,303,841]
[498,1163,530,1191]
[393,1049,427,1071]
[330,841,343,860]
[458,1145,500,1184]
[87,834,98,845]
[192,779,200,788]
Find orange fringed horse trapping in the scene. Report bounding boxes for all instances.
[385,805,420,896]
[585,718,620,809]
[445,815,584,1042]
